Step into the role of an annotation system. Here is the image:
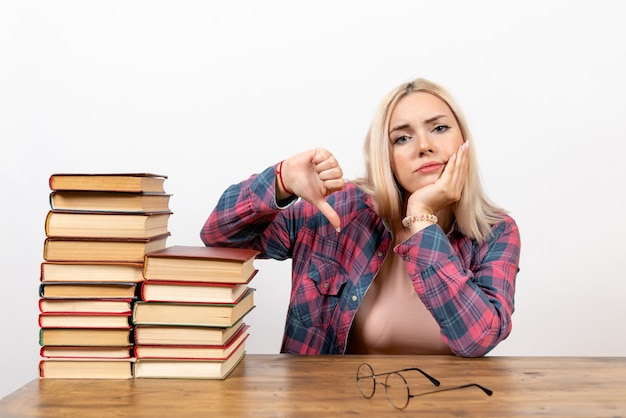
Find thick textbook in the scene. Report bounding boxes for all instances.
[143,245,259,284]
[140,280,250,304]
[49,173,167,193]
[132,289,255,327]
[134,320,246,346]
[43,233,170,262]
[45,210,171,239]
[38,312,132,329]
[40,261,145,283]
[39,282,137,299]
[38,298,133,314]
[39,328,132,346]
[134,326,249,360]
[49,191,171,213]
[40,345,132,359]
[39,358,134,379]
[133,342,245,379]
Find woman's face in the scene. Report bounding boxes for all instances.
[388,92,464,193]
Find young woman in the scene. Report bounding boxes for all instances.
[201,78,521,357]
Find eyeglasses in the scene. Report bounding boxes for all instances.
[356,363,493,410]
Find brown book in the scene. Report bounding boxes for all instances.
[39,298,133,314]
[39,282,137,299]
[40,345,132,359]
[140,280,251,304]
[43,233,170,262]
[39,328,132,346]
[134,320,246,346]
[143,245,259,284]
[38,312,132,329]
[49,173,167,193]
[45,210,171,239]
[132,289,255,327]
[133,341,245,379]
[134,326,249,360]
[39,358,134,379]
[49,191,171,212]
[41,261,145,283]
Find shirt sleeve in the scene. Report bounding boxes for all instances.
[200,164,298,260]
[395,216,521,357]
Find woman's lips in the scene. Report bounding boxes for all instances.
[417,162,444,173]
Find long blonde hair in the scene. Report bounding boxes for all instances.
[353,78,505,242]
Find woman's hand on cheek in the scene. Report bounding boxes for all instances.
[406,141,470,215]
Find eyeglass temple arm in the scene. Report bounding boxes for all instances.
[409,383,493,399]
[395,367,441,387]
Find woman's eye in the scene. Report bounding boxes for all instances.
[393,135,410,144]
[433,124,449,133]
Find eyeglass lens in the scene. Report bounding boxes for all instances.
[356,363,376,398]
[385,372,410,410]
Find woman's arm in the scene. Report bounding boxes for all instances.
[200,165,296,260]
[397,215,521,357]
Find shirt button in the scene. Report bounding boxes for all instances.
[322,282,329,289]
[377,251,384,257]
[351,295,358,302]
[404,256,410,262]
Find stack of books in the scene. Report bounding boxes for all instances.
[38,173,172,379]
[133,245,258,379]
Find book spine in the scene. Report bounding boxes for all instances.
[44,210,52,236]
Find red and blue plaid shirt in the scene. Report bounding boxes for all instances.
[201,164,521,357]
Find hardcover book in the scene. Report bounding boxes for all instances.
[134,326,249,360]
[39,282,137,299]
[45,210,171,239]
[40,345,132,359]
[143,245,259,284]
[49,191,171,213]
[38,312,132,329]
[49,173,167,193]
[39,328,133,346]
[39,298,133,314]
[40,261,145,283]
[140,280,251,304]
[133,320,246,346]
[39,358,134,379]
[43,233,170,262]
[132,289,255,327]
[133,342,245,380]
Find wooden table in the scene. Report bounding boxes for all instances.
[1,355,625,417]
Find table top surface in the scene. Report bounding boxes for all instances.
[1,354,626,417]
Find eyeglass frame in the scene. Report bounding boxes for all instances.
[355,362,493,410]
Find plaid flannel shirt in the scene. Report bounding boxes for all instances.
[200,164,521,357]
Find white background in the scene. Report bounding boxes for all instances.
[1,0,625,399]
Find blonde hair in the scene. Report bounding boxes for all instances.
[353,78,505,242]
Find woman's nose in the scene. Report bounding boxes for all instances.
[416,133,434,156]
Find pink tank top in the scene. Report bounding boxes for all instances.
[346,249,452,355]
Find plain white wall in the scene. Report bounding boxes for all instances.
[2,0,625,399]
